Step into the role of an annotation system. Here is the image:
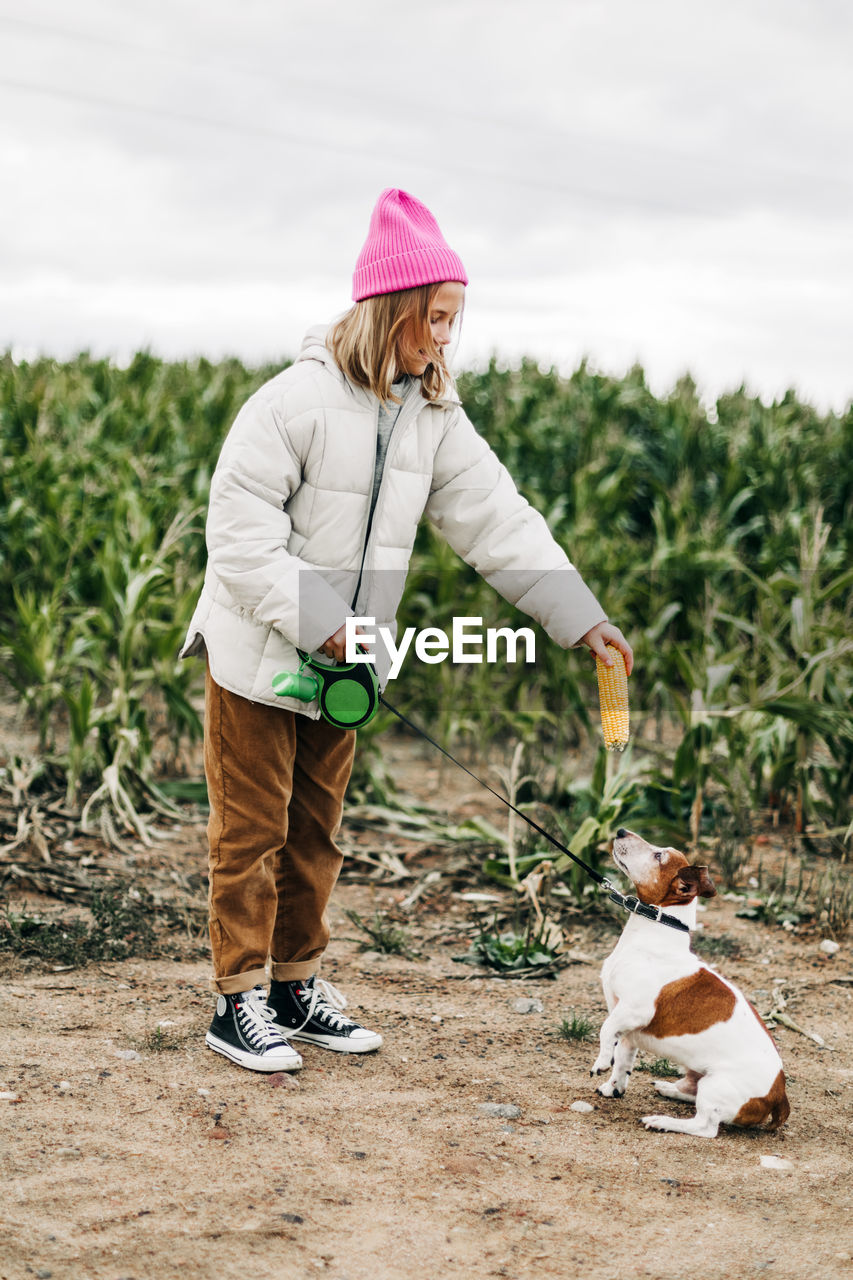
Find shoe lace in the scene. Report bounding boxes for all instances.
[237,987,287,1048]
[295,978,353,1033]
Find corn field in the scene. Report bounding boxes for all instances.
[1,350,851,864]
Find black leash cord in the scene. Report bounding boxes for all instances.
[379,695,605,884]
[378,695,691,935]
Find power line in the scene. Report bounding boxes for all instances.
[0,13,187,60]
[0,75,367,163]
[0,74,702,216]
[0,12,561,143]
[3,11,844,206]
[0,10,714,170]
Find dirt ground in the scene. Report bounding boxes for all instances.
[1,735,852,1280]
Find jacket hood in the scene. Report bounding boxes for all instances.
[297,324,339,369]
[296,323,461,406]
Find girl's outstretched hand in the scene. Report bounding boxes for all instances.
[579,622,634,676]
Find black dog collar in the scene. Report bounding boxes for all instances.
[606,888,691,934]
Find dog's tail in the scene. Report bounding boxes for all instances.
[765,1075,791,1131]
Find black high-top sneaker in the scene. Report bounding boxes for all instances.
[205,985,303,1072]
[267,976,382,1053]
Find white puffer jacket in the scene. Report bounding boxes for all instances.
[181,327,606,712]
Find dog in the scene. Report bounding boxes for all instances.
[590,827,790,1138]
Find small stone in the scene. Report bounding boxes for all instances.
[58,1081,71,1092]
[570,1100,595,1113]
[819,939,840,956]
[760,1155,793,1170]
[114,1049,141,1062]
[478,1102,521,1119]
[35,1269,53,1279]
[0,1091,21,1102]
[207,1127,231,1140]
[197,1088,211,1097]
[56,1147,82,1158]
[513,998,543,1014]
[430,1015,442,1024]
[268,1072,299,1089]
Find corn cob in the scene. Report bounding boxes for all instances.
[596,644,630,751]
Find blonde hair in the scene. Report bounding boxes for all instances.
[326,283,454,403]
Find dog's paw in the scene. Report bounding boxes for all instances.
[641,1113,718,1137]
[641,1114,678,1131]
[653,1079,696,1103]
[596,1080,624,1099]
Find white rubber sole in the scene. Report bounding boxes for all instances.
[205,1031,303,1072]
[289,1029,383,1054]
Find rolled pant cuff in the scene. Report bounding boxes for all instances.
[270,959,320,983]
[211,966,269,995]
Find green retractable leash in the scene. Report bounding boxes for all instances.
[272,655,690,933]
[272,652,380,730]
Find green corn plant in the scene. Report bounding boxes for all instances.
[1,349,850,871]
[0,587,93,752]
[552,746,650,897]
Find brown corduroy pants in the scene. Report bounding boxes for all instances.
[204,666,356,995]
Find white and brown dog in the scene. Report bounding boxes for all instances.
[590,827,789,1138]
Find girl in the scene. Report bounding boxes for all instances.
[181,188,633,1073]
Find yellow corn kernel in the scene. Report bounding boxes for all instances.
[596,644,630,752]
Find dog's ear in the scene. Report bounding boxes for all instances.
[665,864,717,903]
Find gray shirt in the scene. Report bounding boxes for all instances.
[369,377,410,521]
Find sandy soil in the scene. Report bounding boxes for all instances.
[1,738,852,1280]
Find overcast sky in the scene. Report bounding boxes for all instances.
[1,0,851,409]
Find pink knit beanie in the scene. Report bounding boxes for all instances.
[352,188,468,301]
